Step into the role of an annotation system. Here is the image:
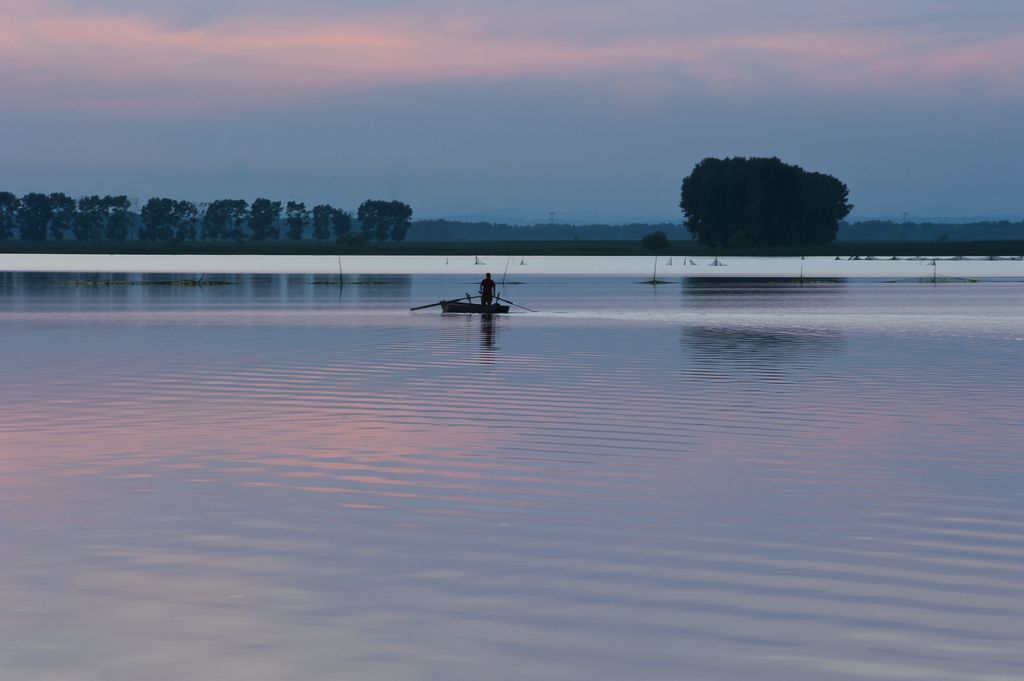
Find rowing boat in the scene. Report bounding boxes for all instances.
[410,293,530,314]
[441,301,510,314]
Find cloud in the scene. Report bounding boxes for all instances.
[2,0,1023,113]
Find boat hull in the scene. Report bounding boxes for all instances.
[441,302,510,314]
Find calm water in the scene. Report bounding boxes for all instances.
[1,272,1023,681]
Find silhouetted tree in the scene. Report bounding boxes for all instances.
[139,198,176,241]
[249,198,281,240]
[285,201,309,240]
[641,230,670,249]
[390,204,412,242]
[172,200,198,241]
[138,198,196,241]
[104,196,132,240]
[202,201,228,240]
[357,199,412,242]
[331,207,353,242]
[17,193,53,241]
[74,195,106,240]
[203,199,249,240]
[49,193,76,241]
[311,204,333,241]
[680,157,851,248]
[0,192,18,240]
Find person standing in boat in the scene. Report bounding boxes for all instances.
[479,272,497,309]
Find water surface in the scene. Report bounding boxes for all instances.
[1,273,1022,680]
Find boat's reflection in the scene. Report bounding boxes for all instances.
[480,314,497,362]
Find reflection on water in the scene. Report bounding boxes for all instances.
[683,327,843,378]
[480,315,497,361]
[1,273,1023,680]
[681,277,848,315]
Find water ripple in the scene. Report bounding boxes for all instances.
[1,275,1022,679]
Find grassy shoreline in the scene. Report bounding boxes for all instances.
[2,239,1023,257]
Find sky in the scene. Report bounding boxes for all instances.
[1,0,1022,223]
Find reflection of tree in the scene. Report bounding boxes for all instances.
[681,325,842,380]
[683,276,844,298]
[681,277,847,316]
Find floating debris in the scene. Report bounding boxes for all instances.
[887,276,979,284]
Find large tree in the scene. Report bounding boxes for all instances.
[202,199,249,240]
[103,196,133,240]
[172,200,199,241]
[357,199,412,242]
[49,192,76,241]
[17,193,53,241]
[139,198,176,241]
[249,198,282,240]
[0,192,18,240]
[74,195,134,241]
[139,198,197,241]
[311,204,333,241]
[331,207,353,242]
[74,195,106,240]
[285,201,309,240]
[680,157,852,248]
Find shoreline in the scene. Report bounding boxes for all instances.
[1,253,1023,278]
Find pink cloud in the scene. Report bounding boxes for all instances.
[1,1,1022,112]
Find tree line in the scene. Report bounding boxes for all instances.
[0,191,412,243]
[839,219,1024,242]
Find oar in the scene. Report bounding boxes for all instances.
[410,293,482,311]
[410,296,472,311]
[496,295,537,312]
